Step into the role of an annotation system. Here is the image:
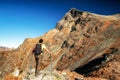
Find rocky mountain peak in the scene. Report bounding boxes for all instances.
[56,8,89,30]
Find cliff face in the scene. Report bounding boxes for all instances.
[53,9,120,70]
[0,8,120,80]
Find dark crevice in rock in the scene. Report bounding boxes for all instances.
[75,15,91,28]
[70,8,83,18]
[61,39,75,49]
[75,18,81,25]
[61,40,68,48]
[74,47,119,76]
[70,43,75,48]
[55,23,63,31]
[57,25,63,31]
[74,54,109,76]
[95,26,98,33]
[71,26,77,32]
[110,47,119,54]
[83,33,91,38]
[64,15,68,20]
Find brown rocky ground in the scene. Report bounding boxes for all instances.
[88,53,120,80]
[0,8,120,80]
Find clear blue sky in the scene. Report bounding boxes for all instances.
[0,0,120,48]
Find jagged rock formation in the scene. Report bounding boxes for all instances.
[0,8,120,80]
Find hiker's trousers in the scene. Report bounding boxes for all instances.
[34,54,41,73]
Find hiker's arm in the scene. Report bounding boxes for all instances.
[43,44,51,54]
[45,47,51,54]
[45,48,51,54]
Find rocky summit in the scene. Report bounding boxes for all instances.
[0,8,120,80]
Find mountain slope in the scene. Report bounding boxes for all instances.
[0,8,120,80]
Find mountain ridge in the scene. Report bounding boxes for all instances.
[0,8,120,80]
[0,46,14,52]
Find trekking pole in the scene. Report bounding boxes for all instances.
[50,53,54,80]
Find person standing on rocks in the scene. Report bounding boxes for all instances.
[33,39,51,76]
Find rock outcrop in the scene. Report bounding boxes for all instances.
[0,8,120,80]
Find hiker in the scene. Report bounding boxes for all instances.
[33,39,51,76]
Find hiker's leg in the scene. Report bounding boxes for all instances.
[35,56,39,74]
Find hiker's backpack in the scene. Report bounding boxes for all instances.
[33,44,42,55]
